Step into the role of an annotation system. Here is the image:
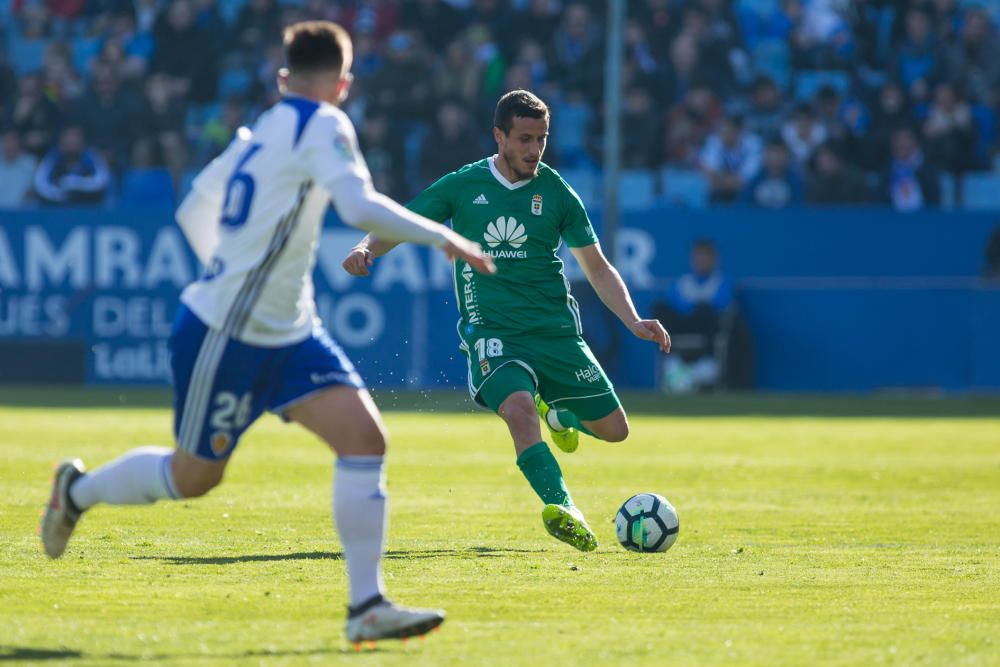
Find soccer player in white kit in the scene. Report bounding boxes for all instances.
[40,21,494,645]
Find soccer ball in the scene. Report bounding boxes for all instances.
[615,493,679,553]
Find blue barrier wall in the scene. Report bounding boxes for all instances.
[0,206,997,391]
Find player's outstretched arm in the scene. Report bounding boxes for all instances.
[329,179,495,276]
[570,244,671,354]
[342,234,399,277]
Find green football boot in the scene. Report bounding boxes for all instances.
[542,504,598,552]
[535,394,579,453]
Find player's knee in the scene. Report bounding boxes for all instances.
[603,423,630,442]
[337,412,389,456]
[498,394,538,436]
[358,419,389,456]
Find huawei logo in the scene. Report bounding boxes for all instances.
[484,216,527,249]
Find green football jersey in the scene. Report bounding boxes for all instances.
[407,157,599,338]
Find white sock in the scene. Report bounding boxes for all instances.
[334,456,388,607]
[69,446,181,510]
[546,409,567,432]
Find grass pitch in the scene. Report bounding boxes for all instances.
[2,389,999,666]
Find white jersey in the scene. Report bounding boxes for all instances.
[180,96,371,346]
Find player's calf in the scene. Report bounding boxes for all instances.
[498,391,545,453]
[285,386,394,610]
[40,447,204,558]
[171,450,227,498]
[582,408,630,443]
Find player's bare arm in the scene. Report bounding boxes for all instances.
[342,229,492,278]
[344,229,486,278]
[343,209,493,277]
[343,234,399,276]
[570,243,671,354]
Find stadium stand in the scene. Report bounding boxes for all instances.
[1,0,999,211]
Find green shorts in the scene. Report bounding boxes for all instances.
[459,328,621,421]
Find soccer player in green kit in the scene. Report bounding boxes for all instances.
[342,90,671,551]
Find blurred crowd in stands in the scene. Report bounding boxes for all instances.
[2,0,1000,211]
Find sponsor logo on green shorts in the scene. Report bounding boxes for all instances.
[575,364,603,383]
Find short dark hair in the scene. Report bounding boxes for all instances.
[62,123,85,136]
[692,238,718,254]
[810,141,842,171]
[494,89,549,134]
[283,21,352,75]
[814,141,840,159]
[722,112,744,129]
[750,74,776,92]
[816,84,839,102]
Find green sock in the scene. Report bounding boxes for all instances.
[516,442,574,507]
[552,408,597,438]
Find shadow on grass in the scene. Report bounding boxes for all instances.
[0,647,82,662]
[2,386,997,418]
[130,546,544,566]
[130,550,346,565]
[0,644,409,661]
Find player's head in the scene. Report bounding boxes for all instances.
[691,239,719,276]
[279,21,354,106]
[763,139,789,174]
[493,89,549,180]
[720,113,744,146]
[59,124,87,158]
[2,129,21,160]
